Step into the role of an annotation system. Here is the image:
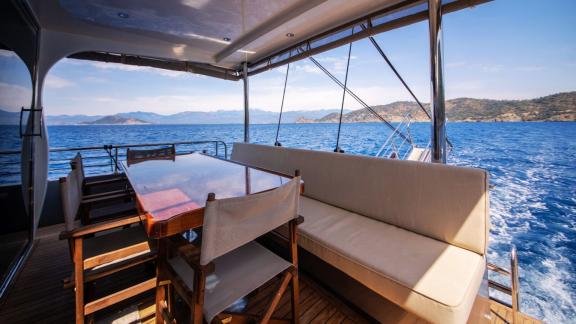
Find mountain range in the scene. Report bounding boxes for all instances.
[45,109,345,125]
[298,92,575,123]
[0,92,574,125]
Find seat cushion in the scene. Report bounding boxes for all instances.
[296,197,485,324]
[231,143,489,256]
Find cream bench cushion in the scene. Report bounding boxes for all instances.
[297,196,485,324]
[231,142,489,256]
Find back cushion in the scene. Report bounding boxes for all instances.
[231,143,489,255]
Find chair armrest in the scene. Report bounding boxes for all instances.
[59,214,143,240]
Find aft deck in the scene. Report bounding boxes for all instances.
[0,224,371,324]
[0,224,542,324]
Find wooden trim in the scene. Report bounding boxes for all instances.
[83,241,150,269]
[146,208,204,239]
[81,188,131,200]
[289,218,300,324]
[73,238,84,324]
[84,278,156,315]
[81,192,131,205]
[60,215,142,239]
[84,176,125,188]
[64,253,156,289]
[262,271,293,323]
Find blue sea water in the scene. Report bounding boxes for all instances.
[3,122,576,322]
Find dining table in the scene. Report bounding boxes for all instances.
[121,152,299,239]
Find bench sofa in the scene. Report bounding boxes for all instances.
[231,143,489,324]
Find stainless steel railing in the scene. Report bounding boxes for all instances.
[0,140,228,184]
[375,114,415,160]
[488,246,521,323]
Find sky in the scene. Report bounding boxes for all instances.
[1,0,576,116]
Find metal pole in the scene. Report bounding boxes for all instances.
[511,246,520,324]
[428,0,447,163]
[243,62,250,143]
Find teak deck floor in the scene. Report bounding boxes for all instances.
[0,224,542,324]
[0,225,370,324]
[489,301,541,324]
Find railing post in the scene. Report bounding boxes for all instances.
[114,147,118,174]
[243,62,250,143]
[511,246,520,324]
[428,0,447,163]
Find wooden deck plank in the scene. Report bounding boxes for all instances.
[0,228,372,324]
[489,300,542,324]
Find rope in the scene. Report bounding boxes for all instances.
[274,64,290,146]
[334,40,353,153]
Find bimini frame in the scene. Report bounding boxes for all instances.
[242,0,487,162]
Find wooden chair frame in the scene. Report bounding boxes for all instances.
[59,214,157,324]
[71,152,129,196]
[65,161,136,224]
[59,173,157,324]
[126,145,176,166]
[157,172,303,324]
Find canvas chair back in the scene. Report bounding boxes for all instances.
[200,176,300,265]
[127,145,176,166]
[60,169,82,231]
[70,152,85,189]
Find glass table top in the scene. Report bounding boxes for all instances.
[121,153,293,222]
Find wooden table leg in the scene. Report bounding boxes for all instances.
[156,238,167,324]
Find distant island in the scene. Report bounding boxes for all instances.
[0,92,574,125]
[297,92,576,123]
[81,115,151,125]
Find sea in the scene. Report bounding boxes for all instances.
[2,122,575,322]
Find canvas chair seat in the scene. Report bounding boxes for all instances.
[168,241,292,322]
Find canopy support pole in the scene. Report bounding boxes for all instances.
[428,0,447,163]
[274,64,290,146]
[243,62,250,143]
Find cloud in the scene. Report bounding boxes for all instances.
[446,61,467,68]
[315,55,358,75]
[88,61,193,78]
[45,75,74,89]
[0,82,32,111]
[294,64,321,74]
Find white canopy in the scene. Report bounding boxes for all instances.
[26,0,487,78]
